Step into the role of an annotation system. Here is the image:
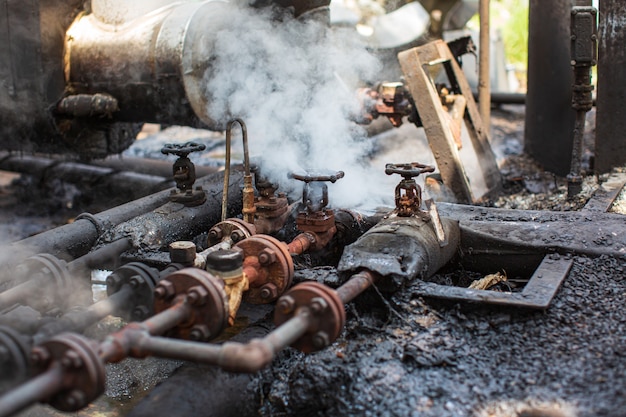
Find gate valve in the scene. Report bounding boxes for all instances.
[161,141,207,206]
[251,165,290,234]
[288,170,344,253]
[385,162,435,217]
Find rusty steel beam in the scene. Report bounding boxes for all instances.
[525,0,576,176]
[595,0,626,173]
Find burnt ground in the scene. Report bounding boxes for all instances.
[6,104,626,417]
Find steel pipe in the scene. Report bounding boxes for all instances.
[0,364,64,417]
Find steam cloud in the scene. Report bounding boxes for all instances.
[204,6,397,211]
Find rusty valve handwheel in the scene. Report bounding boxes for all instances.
[161,142,206,158]
[274,281,346,353]
[153,268,229,342]
[33,333,106,412]
[290,170,345,183]
[385,162,435,179]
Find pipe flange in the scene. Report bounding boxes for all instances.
[235,235,294,304]
[36,333,105,412]
[154,268,229,342]
[207,218,256,247]
[21,254,72,311]
[274,281,345,353]
[105,262,161,322]
[0,326,31,385]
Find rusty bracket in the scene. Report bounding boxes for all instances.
[397,40,502,204]
[411,254,573,310]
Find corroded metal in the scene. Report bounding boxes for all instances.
[207,218,257,248]
[235,235,294,304]
[398,40,502,203]
[222,119,255,224]
[274,281,345,353]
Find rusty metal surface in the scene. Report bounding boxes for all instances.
[207,218,257,247]
[236,235,294,304]
[153,268,229,342]
[413,254,573,309]
[274,281,345,353]
[595,0,626,173]
[337,215,461,290]
[398,40,502,203]
[582,173,626,213]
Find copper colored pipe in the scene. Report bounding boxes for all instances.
[222,119,255,223]
[336,270,378,304]
[286,233,315,255]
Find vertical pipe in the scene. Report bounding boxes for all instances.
[525,0,576,176]
[479,0,491,128]
[595,0,626,173]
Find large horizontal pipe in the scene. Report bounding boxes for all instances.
[92,155,220,179]
[3,169,243,265]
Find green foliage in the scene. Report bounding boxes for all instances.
[497,0,529,67]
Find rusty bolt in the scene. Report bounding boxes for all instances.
[129,275,145,289]
[230,230,246,243]
[260,283,279,300]
[154,280,175,300]
[187,285,209,306]
[63,390,86,410]
[188,324,211,341]
[208,227,223,242]
[61,350,83,369]
[309,297,328,315]
[258,249,277,266]
[276,295,295,315]
[312,331,330,350]
[30,346,51,365]
[105,274,122,292]
[132,306,150,321]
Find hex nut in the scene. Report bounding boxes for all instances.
[230,230,246,243]
[258,249,277,266]
[276,295,295,315]
[169,241,197,264]
[312,331,330,350]
[187,285,209,306]
[154,280,175,300]
[188,325,211,341]
[309,297,328,315]
[132,306,150,321]
[31,347,51,365]
[61,350,83,369]
[260,283,279,300]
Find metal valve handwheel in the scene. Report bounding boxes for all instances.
[385,162,435,179]
[161,142,206,158]
[290,170,345,183]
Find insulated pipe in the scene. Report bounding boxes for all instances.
[0,153,173,196]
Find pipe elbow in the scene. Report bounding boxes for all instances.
[218,339,275,373]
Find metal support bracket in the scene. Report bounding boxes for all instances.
[412,254,573,310]
[398,40,502,204]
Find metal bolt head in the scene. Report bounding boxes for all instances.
[129,275,145,289]
[276,295,295,315]
[62,390,86,410]
[309,297,328,315]
[132,305,150,321]
[169,241,197,264]
[106,274,122,292]
[208,227,223,242]
[230,230,246,243]
[61,350,83,369]
[312,331,330,350]
[154,280,175,300]
[31,346,51,365]
[188,325,211,342]
[258,249,277,266]
[187,285,209,306]
[259,283,279,300]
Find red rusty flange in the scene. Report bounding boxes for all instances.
[34,333,105,412]
[153,268,229,342]
[207,218,257,247]
[234,235,294,304]
[273,281,346,353]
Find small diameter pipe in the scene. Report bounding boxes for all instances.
[33,286,134,345]
[133,310,311,373]
[336,270,377,304]
[286,233,315,256]
[0,278,43,311]
[103,270,379,373]
[0,363,64,417]
[99,298,192,362]
[67,238,132,274]
[222,119,255,223]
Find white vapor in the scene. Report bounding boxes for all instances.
[204,6,397,211]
